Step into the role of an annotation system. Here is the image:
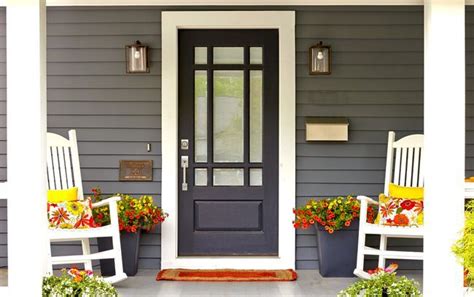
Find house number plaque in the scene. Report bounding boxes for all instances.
[119,160,153,181]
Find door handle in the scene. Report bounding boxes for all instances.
[181,156,189,191]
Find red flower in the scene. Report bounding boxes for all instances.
[400,200,416,211]
[344,220,351,227]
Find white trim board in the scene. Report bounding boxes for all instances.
[161,11,296,270]
[8,0,474,6]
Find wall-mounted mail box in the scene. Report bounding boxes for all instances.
[305,117,349,142]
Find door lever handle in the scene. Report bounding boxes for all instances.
[181,156,189,191]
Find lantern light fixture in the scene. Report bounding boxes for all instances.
[126,40,149,73]
[309,41,331,75]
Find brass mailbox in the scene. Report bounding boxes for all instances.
[305,117,349,142]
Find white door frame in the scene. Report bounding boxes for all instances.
[161,11,296,269]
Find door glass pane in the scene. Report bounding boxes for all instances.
[213,47,244,64]
[250,70,263,163]
[195,71,208,163]
[250,47,263,64]
[195,47,207,64]
[213,168,244,186]
[213,71,244,163]
[194,168,208,186]
[250,168,263,186]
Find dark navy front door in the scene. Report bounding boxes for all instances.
[178,29,279,255]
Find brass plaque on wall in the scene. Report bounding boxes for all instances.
[119,160,153,181]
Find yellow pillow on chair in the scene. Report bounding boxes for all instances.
[374,184,424,225]
[47,187,78,203]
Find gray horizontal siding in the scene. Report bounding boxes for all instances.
[0,5,452,272]
[294,6,423,271]
[44,6,162,270]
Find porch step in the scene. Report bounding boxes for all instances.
[51,249,117,264]
[363,246,423,260]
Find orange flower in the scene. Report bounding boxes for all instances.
[413,201,423,214]
[49,207,70,226]
[328,228,334,234]
[393,214,410,226]
[344,220,351,227]
[380,201,397,218]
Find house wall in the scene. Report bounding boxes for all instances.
[0,6,432,270]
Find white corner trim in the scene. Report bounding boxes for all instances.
[161,11,296,270]
[7,0,48,295]
[424,0,465,295]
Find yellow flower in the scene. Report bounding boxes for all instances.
[67,201,84,216]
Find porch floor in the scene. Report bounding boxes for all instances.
[114,269,423,296]
[0,268,423,296]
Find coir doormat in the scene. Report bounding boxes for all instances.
[156,269,297,282]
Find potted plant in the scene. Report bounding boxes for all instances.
[91,188,168,277]
[338,266,421,297]
[42,268,118,296]
[452,199,474,289]
[293,195,376,277]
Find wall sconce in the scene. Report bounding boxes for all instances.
[309,41,331,75]
[126,40,149,73]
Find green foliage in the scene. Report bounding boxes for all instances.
[452,199,474,287]
[293,196,376,233]
[91,187,167,233]
[213,72,243,98]
[338,272,422,297]
[42,269,117,297]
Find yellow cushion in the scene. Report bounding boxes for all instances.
[47,187,78,203]
[388,183,423,200]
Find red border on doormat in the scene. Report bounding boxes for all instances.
[156,269,297,282]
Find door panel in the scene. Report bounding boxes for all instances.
[178,29,279,256]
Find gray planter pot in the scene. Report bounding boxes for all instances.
[315,219,359,277]
[97,229,141,277]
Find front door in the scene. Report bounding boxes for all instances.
[178,29,279,256]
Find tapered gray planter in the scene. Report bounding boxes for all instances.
[97,230,141,277]
[315,219,359,277]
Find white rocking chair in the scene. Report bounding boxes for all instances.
[354,131,424,279]
[46,130,127,283]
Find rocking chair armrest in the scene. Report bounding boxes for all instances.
[356,195,379,206]
[92,196,121,209]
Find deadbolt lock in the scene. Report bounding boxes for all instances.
[181,139,189,150]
